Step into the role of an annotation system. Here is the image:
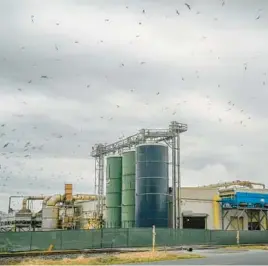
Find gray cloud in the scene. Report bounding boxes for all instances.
[1,0,268,211]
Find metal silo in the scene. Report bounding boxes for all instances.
[106,156,122,228]
[121,150,136,228]
[135,143,169,228]
[42,206,59,231]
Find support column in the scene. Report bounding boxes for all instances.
[98,155,104,216]
[94,152,105,217]
[171,136,177,229]
[176,134,182,229]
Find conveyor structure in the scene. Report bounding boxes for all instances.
[219,188,268,230]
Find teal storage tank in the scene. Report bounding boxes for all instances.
[106,156,122,228]
[121,150,136,228]
[135,143,169,228]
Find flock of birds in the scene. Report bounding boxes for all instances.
[0,1,266,211]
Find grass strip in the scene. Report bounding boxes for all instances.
[10,251,204,265]
[225,245,268,250]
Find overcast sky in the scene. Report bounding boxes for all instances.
[0,0,268,212]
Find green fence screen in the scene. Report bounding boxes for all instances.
[1,229,268,252]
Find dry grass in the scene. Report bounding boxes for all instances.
[225,245,268,250]
[12,251,204,265]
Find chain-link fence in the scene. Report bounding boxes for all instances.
[1,228,268,252]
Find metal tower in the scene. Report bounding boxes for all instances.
[91,121,188,228]
[169,121,187,229]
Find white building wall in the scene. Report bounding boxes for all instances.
[180,187,217,230]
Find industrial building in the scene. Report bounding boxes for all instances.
[0,184,103,232]
[1,121,268,232]
[172,183,268,231]
[1,182,267,232]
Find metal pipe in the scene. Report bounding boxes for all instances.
[43,196,51,206]
[46,194,63,206]
[20,193,98,211]
[171,136,177,229]
[22,196,46,210]
[8,196,11,213]
[45,194,98,207]
[73,194,98,201]
[176,134,181,229]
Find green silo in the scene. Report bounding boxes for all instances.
[106,156,122,228]
[121,151,136,228]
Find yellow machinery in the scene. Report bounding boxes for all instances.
[20,183,103,230]
[84,215,104,229]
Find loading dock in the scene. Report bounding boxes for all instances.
[183,216,207,229]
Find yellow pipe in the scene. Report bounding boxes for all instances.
[45,194,98,206]
[213,194,220,229]
[72,194,98,201]
[43,196,51,205]
[21,187,98,210]
[46,194,63,206]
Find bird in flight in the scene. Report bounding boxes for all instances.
[185,3,191,10]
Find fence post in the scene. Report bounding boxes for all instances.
[60,230,63,250]
[127,228,129,247]
[236,230,240,246]
[152,225,156,252]
[101,227,103,248]
[174,228,177,246]
[29,230,33,251]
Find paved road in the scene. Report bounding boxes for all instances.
[149,249,268,265]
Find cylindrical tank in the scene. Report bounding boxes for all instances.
[42,206,59,231]
[135,143,169,228]
[106,156,122,228]
[121,150,136,228]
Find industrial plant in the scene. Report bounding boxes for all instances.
[1,121,268,232]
